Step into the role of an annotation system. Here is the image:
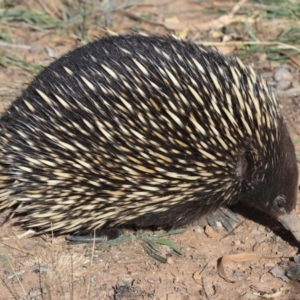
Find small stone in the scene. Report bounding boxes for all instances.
[251,229,261,235]
[23,240,38,250]
[193,271,202,280]
[216,221,222,228]
[276,80,291,91]
[167,257,174,264]
[30,45,44,54]
[194,227,204,235]
[274,68,293,82]
[242,292,259,299]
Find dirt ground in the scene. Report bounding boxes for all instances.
[0,0,300,299]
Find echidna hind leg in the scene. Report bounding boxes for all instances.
[66,227,123,244]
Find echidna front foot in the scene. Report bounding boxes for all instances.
[205,208,240,232]
[67,228,123,244]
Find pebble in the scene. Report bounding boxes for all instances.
[276,86,300,98]
[274,68,293,91]
[251,229,261,236]
[216,221,222,228]
[194,227,204,235]
[23,240,38,250]
[276,80,291,90]
[167,257,174,264]
[242,292,259,299]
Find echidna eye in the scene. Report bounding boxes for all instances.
[273,196,286,212]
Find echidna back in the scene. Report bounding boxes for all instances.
[0,35,282,233]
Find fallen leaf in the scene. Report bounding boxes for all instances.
[218,252,281,283]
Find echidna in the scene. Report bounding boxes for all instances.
[0,34,299,242]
